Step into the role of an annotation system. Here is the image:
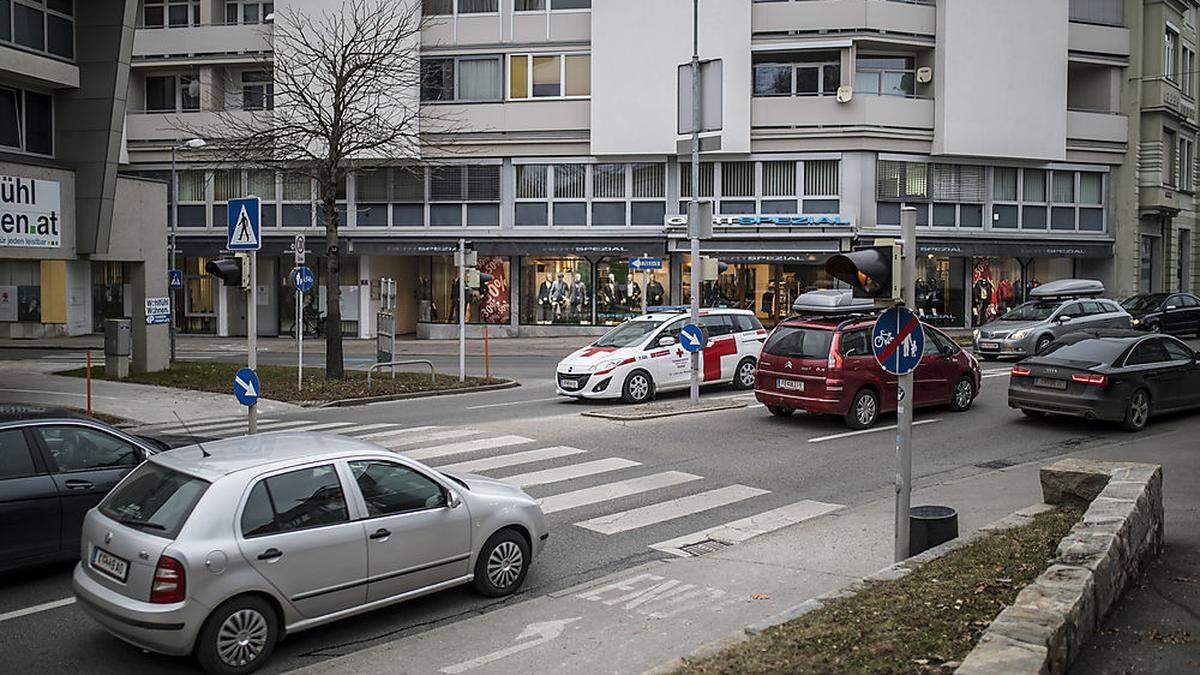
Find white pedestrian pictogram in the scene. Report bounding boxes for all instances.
[230,206,258,247]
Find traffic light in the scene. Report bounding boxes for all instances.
[206,256,249,289]
[826,240,901,300]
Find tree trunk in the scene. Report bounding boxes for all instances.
[322,174,344,379]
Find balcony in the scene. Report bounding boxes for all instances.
[133,24,270,62]
[126,110,257,142]
[751,94,934,132]
[1141,78,1197,121]
[1067,21,1130,58]
[1066,109,1128,145]
[752,0,935,37]
[422,100,590,135]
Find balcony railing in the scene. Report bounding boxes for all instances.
[1069,0,1122,27]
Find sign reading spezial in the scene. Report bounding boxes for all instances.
[0,176,61,248]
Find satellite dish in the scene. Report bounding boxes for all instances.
[836,85,853,104]
[916,66,933,84]
[187,79,201,98]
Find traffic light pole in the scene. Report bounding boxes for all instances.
[688,0,701,406]
[248,251,258,435]
[894,206,917,562]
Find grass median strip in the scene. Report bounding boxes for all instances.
[677,505,1082,675]
[58,362,504,404]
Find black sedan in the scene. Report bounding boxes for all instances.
[0,406,162,572]
[1008,330,1200,432]
[1121,292,1200,336]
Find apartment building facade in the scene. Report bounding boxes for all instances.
[0,0,169,371]
[123,0,1199,339]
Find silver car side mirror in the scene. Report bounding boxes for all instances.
[447,490,463,509]
[657,335,677,347]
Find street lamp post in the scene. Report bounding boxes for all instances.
[169,137,207,364]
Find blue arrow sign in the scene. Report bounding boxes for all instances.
[292,265,314,293]
[227,197,261,251]
[680,323,706,353]
[233,367,260,406]
[872,306,924,376]
[168,270,183,289]
[630,257,664,271]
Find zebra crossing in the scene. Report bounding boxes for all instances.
[132,415,844,557]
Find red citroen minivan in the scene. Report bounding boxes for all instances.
[754,316,982,428]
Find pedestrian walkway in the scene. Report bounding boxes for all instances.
[133,417,845,559]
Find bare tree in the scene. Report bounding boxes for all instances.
[181,0,435,379]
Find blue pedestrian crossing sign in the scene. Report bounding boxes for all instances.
[872,305,924,376]
[680,323,706,353]
[227,197,261,251]
[292,265,314,293]
[168,270,183,289]
[233,367,260,406]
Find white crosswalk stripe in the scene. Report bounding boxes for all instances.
[501,458,641,489]
[575,485,769,535]
[149,417,266,434]
[405,435,533,461]
[357,426,440,441]
[435,446,586,473]
[649,499,843,557]
[332,423,405,436]
[538,471,702,515]
[375,429,481,448]
[278,421,357,433]
[208,419,319,437]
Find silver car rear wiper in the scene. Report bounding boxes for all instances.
[117,518,165,531]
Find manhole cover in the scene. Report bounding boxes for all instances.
[679,539,731,557]
[975,459,1016,470]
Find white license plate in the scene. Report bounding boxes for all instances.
[91,547,129,582]
[979,341,1000,350]
[1034,377,1067,390]
[560,379,581,390]
[777,378,804,392]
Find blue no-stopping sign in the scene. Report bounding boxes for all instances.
[872,306,924,376]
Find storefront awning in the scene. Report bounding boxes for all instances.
[916,239,1114,259]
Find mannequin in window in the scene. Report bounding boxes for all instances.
[551,273,568,321]
[537,274,553,323]
[596,281,613,314]
[646,275,665,306]
[448,275,460,323]
[571,275,589,323]
[628,280,642,311]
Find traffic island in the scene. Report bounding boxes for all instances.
[581,398,747,421]
[58,362,516,406]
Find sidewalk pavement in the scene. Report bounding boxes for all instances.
[294,426,1196,675]
[0,360,299,424]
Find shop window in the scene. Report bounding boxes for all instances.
[181,256,216,334]
[682,258,834,325]
[762,199,798,214]
[916,256,965,327]
[597,257,665,325]
[418,255,509,324]
[0,260,40,322]
[521,257,592,325]
[508,53,590,100]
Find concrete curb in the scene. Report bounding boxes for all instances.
[582,400,747,420]
[956,459,1165,675]
[311,379,520,407]
[643,503,1055,675]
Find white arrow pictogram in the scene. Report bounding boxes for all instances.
[684,330,702,347]
[234,374,257,398]
[440,617,580,673]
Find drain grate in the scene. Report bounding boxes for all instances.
[679,539,732,557]
[976,459,1017,470]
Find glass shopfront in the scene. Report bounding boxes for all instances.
[681,257,835,325]
[91,262,127,332]
[969,256,1073,327]
[916,256,966,328]
[521,256,593,325]
[180,256,216,334]
[595,257,669,325]
[416,255,511,325]
[277,255,361,337]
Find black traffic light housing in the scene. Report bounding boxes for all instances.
[825,243,899,300]
[206,257,244,288]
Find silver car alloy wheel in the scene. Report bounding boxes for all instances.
[629,374,650,401]
[217,608,269,668]
[738,361,756,387]
[1130,391,1150,428]
[857,394,877,426]
[487,540,523,589]
[954,379,973,408]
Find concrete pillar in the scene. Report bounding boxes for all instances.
[359,255,372,339]
[129,261,170,373]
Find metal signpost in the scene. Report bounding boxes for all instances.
[292,265,314,390]
[377,277,397,379]
[455,240,477,382]
[228,196,261,433]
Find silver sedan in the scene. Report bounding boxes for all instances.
[72,432,548,674]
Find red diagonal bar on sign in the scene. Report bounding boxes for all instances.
[878,315,921,364]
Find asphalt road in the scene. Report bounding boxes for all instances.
[1,343,1199,674]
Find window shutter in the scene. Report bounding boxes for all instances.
[465,165,500,201]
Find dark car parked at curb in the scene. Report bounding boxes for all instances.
[0,406,161,572]
[1121,292,1200,336]
[1008,330,1200,432]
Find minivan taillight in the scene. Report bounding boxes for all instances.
[827,332,843,372]
[150,555,186,604]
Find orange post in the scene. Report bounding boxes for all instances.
[483,324,491,383]
[86,350,92,416]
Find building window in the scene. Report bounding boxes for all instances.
[1069,0,1122,27]
[0,86,52,156]
[281,172,312,227]
[508,53,590,100]
[225,1,273,25]
[752,51,841,97]
[241,71,273,110]
[521,257,592,325]
[1166,27,1179,82]
[1164,128,1178,187]
[457,0,498,13]
[177,170,207,226]
[855,56,916,97]
[143,0,201,28]
[1181,137,1194,191]
[419,255,510,324]
[2,0,73,60]
[516,162,665,227]
[420,56,502,102]
[516,0,590,9]
[1184,45,1196,97]
[144,74,200,112]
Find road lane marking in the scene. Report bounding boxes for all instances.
[502,458,641,489]
[376,429,481,448]
[406,435,534,461]
[465,397,566,410]
[807,418,941,443]
[650,499,844,557]
[437,446,586,473]
[982,371,1013,379]
[357,425,441,440]
[538,471,702,515]
[576,485,769,535]
[0,597,76,623]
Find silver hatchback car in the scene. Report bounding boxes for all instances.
[72,432,548,674]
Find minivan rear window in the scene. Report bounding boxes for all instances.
[99,462,209,539]
[763,326,834,359]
